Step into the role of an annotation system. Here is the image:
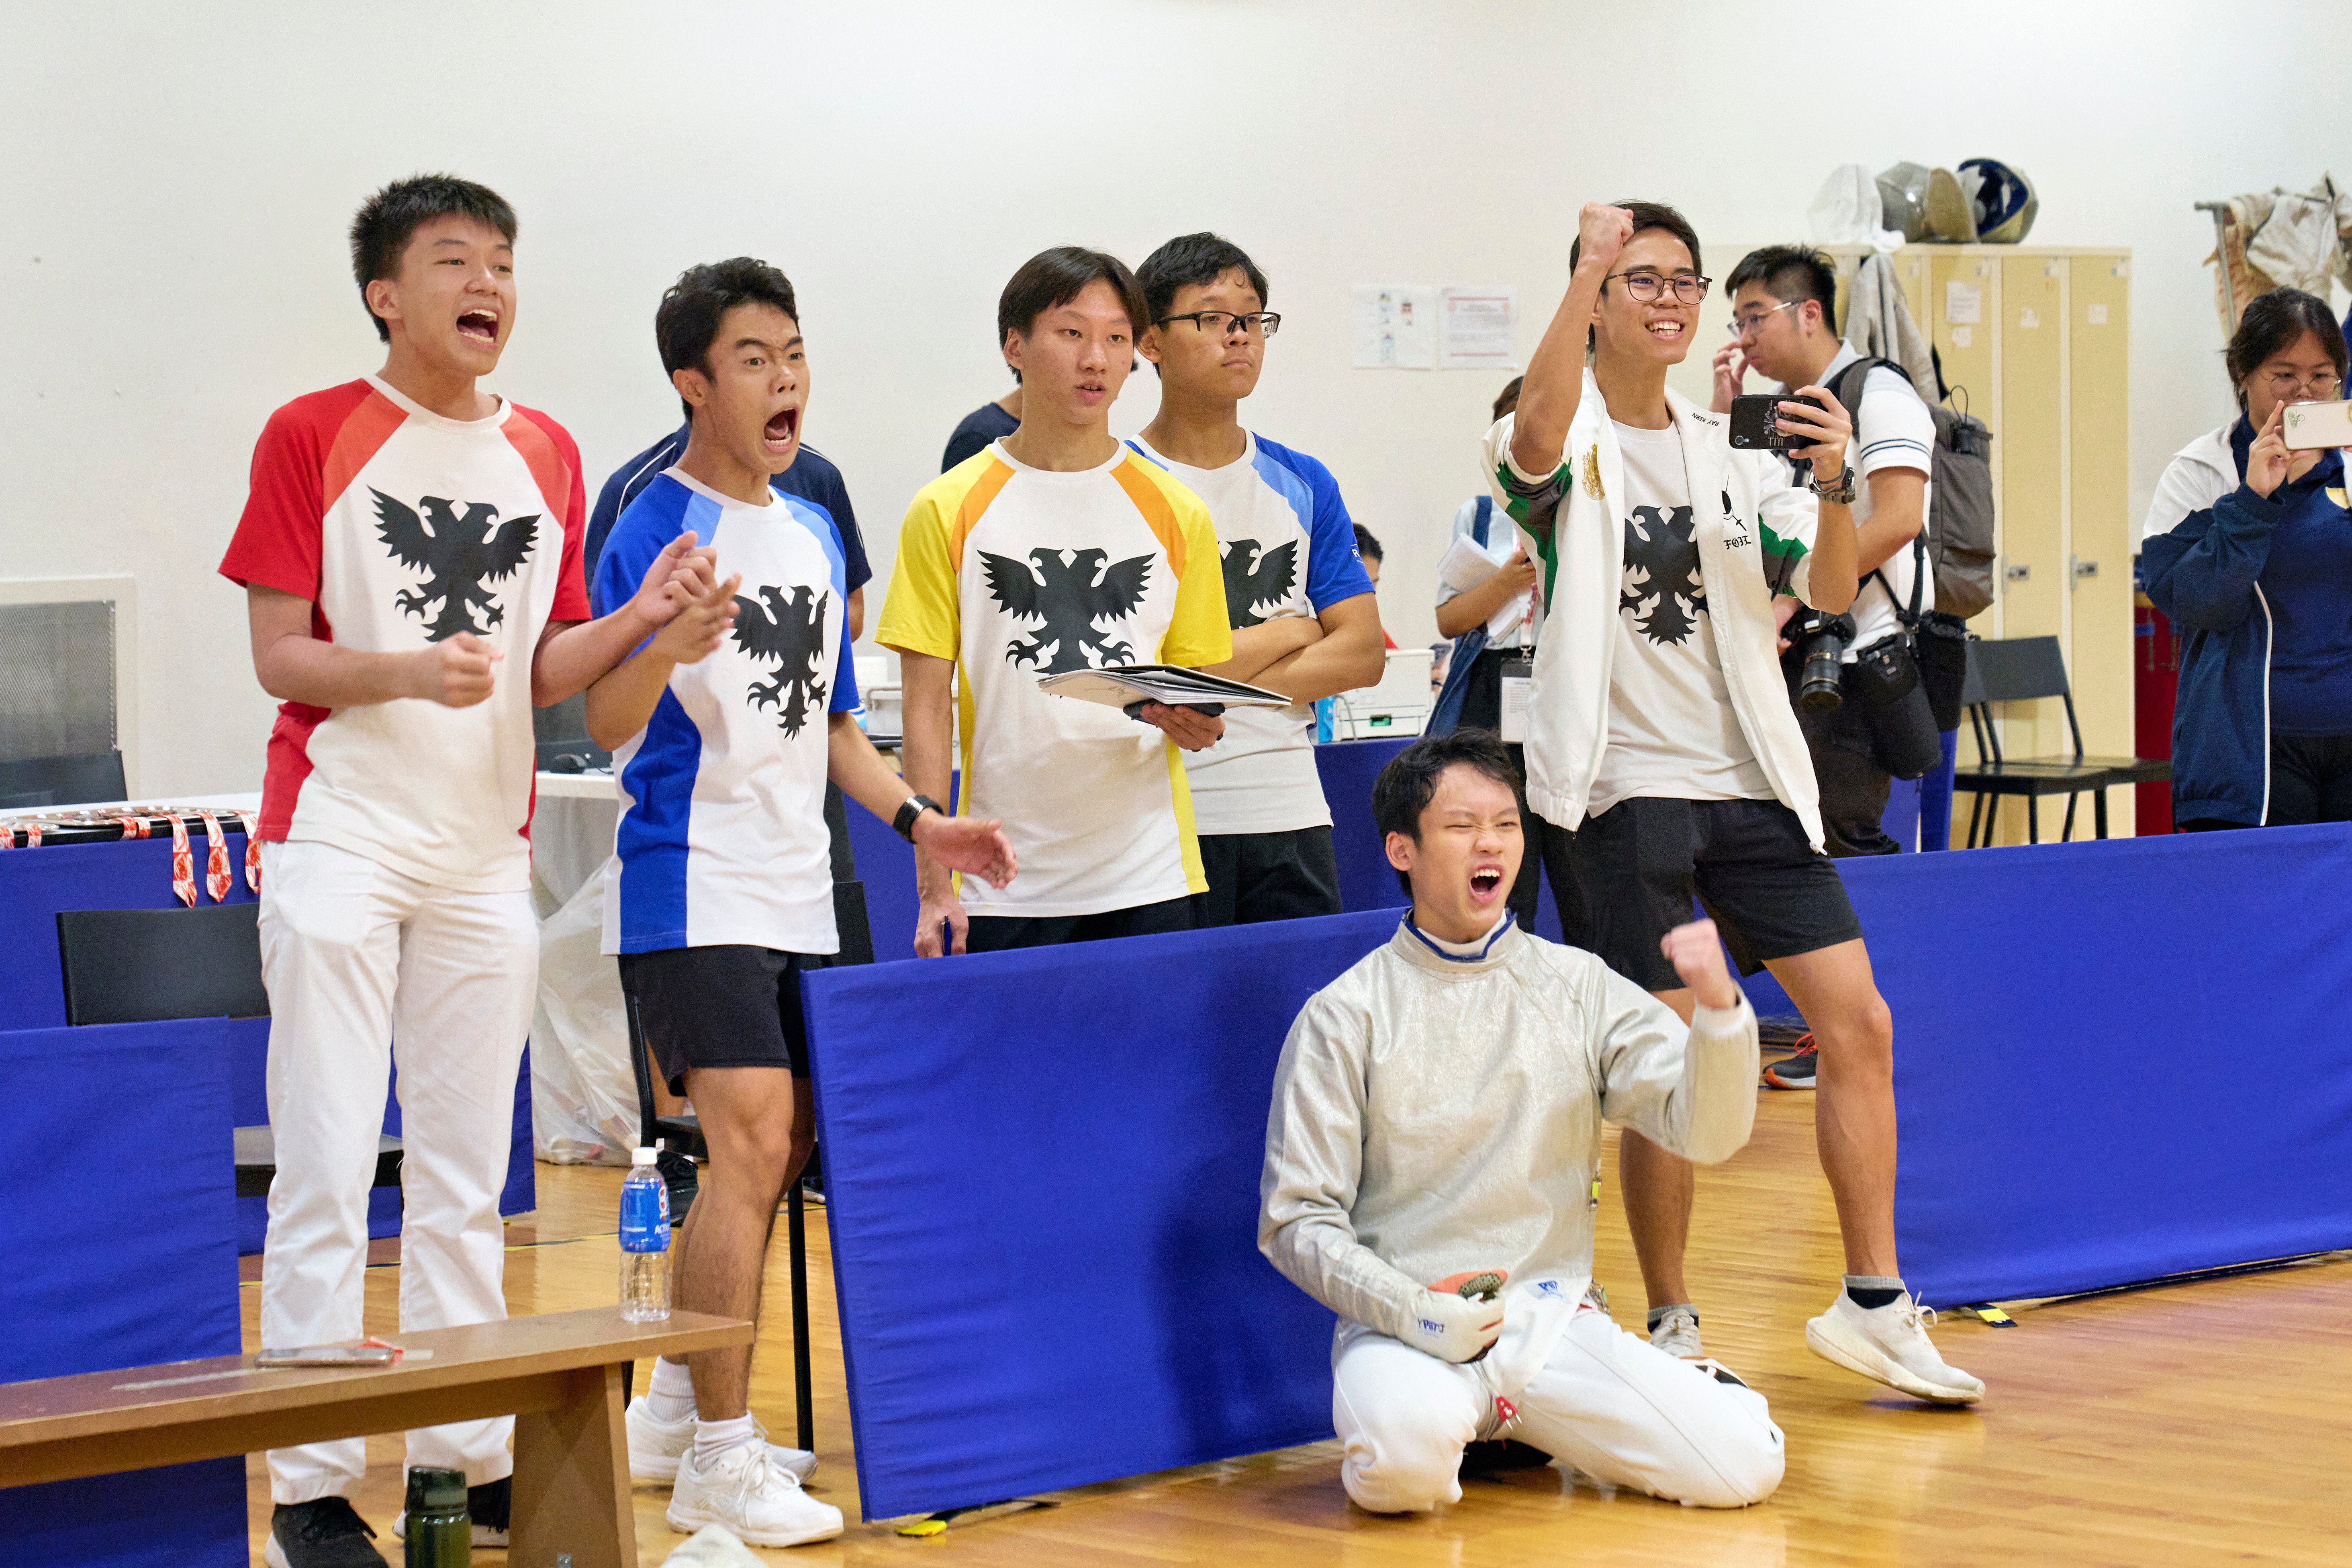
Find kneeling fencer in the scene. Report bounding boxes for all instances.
[1258,730,1784,1515]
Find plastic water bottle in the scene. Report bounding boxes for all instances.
[401,1466,470,1566]
[619,1147,671,1321]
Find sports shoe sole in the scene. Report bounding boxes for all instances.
[632,1442,817,1486]
[1804,1313,1983,1404]
[1762,1061,1816,1091]
[666,1498,842,1547]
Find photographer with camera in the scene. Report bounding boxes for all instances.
[1715,247,1941,892]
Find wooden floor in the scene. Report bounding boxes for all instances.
[241,1086,2352,1566]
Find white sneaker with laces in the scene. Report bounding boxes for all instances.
[1806,1289,1985,1404]
[667,1441,843,1548]
[1649,1306,1703,1359]
[627,1398,818,1485]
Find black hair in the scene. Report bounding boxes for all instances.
[1567,199,1702,352]
[1136,232,1270,327]
[1371,729,1523,894]
[1353,523,1383,563]
[1726,244,1839,334]
[349,174,517,343]
[2225,288,2348,411]
[656,258,800,423]
[998,246,1147,354]
[1492,375,1524,423]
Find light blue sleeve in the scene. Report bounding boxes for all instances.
[1291,453,1376,613]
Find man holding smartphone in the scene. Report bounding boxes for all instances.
[1486,201,1983,1405]
[1713,246,1936,889]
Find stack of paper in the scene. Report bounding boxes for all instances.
[1437,532,1533,640]
[1038,664,1292,713]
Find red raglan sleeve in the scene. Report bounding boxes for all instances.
[219,400,329,601]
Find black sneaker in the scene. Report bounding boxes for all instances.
[657,1146,699,1223]
[265,1497,386,1568]
[392,1476,511,1548]
[1764,1035,1817,1090]
[1460,1438,1554,1478]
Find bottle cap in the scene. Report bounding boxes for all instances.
[403,1465,468,1512]
[632,1147,658,1166]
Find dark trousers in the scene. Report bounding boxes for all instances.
[2181,731,2352,830]
[1796,689,1900,859]
[1191,826,1342,927]
[963,895,1192,953]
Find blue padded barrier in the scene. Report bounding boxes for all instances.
[0,1020,245,1567]
[802,911,1404,1520]
[0,838,535,1240]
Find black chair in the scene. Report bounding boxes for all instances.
[1951,637,2170,847]
[55,904,402,1199]
[619,878,875,1451]
[0,750,127,810]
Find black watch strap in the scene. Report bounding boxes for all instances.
[893,793,942,842]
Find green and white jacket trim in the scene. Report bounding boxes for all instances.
[1481,371,1829,850]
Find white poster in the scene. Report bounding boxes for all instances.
[1350,284,1435,369]
[1439,286,1518,370]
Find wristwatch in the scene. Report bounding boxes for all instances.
[893,793,942,843]
[1810,463,1857,505]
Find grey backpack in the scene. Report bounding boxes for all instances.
[1834,357,1996,620]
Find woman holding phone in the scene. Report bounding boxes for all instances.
[2142,288,2352,829]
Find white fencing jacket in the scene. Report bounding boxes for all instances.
[1483,374,1829,848]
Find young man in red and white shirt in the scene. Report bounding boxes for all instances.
[220,174,711,1568]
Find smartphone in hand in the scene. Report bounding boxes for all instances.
[1729,393,1826,451]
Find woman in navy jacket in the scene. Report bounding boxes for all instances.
[2141,289,2352,829]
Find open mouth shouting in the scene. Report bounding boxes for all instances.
[762,404,802,455]
[455,308,501,348]
[1469,863,1507,905]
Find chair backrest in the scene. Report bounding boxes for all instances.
[1962,636,2086,762]
[55,904,269,1025]
[0,750,127,810]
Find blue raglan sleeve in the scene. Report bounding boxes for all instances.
[1291,453,1377,612]
[592,490,685,655]
[2141,488,2282,635]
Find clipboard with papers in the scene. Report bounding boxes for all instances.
[1437,532,1534,640]
[1037,663,1292,716]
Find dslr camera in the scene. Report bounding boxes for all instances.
[1785,609,1855,712]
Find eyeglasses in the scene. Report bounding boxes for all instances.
[1728,299,1802,339]
[1604,270,1710,306]
[2267,370,2342,399]
[1159,311,1282,338]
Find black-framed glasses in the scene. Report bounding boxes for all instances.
[1159,310,1282,338]
[1604,270,1710,306]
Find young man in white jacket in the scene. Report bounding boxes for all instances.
[1484,200,1982,1404]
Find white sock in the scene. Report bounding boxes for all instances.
[694,1413,759,1469]
[645,1357,697,1424]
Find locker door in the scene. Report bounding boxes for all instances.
[1895,249,1931,346]
[1995,255,2068,840]
[1930,252,1999,845]
[2070,254,2135,836]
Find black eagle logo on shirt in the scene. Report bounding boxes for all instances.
[372,491,540,641]
[1620,504,1706,646]
[1219,539,1299,629]
[732,585,830,737]
[981,547,1153,673]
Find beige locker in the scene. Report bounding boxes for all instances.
[1994,256,2069,839]
[2069,255,2135,836]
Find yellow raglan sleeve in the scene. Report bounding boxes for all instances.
[874,483,961,662]
[1160,498,1234,668]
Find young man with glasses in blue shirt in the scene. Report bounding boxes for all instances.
[1128,233,1385,925]
[1487,201,1984,1406]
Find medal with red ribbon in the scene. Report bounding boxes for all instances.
[198,811,231,903]
[115,815,151,840]
[167,815,195,907]
[237,812,260,891]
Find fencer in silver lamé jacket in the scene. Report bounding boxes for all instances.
[1257,914,1759,1352]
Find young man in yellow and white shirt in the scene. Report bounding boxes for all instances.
[878,247,1231,956]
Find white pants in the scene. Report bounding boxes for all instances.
[257,840,538,1503]
[1332,1303,1785,1514]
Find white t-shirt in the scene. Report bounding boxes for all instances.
[1128,433,1376,836]
[1590,420,1772,816]
[1437,496,1544,651]
[594,470,857,955]
[1797,343,1935,659]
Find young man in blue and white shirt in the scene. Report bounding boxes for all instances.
[1130,233,1387,925]
[588,259,1014,1549]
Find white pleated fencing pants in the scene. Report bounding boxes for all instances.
[1331,1293,1785,1515]
[256,840,537,1503]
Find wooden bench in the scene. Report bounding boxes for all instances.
[0,1306,750,1568]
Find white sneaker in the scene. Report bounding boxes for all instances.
[668,1441,843,1548]
[1649,1306,1703,1359]
[1806,1290,1985,1404]
[626,1398,818,1485]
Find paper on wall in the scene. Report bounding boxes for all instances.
[1438,286,1518,370]
[1351,284,1435,368]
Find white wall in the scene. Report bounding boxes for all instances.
[4,0,2347,794]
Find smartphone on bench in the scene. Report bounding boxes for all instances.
[257,1345,398,1368]
[2282,400,2352,450]
[1729,393,1826,451]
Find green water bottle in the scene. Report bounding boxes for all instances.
[403,1467,470,1567]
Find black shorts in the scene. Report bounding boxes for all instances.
[1191,826,1343,927]
[1560,797,1863,991]
[962,895,1191,954]
[618,945,814,1094]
